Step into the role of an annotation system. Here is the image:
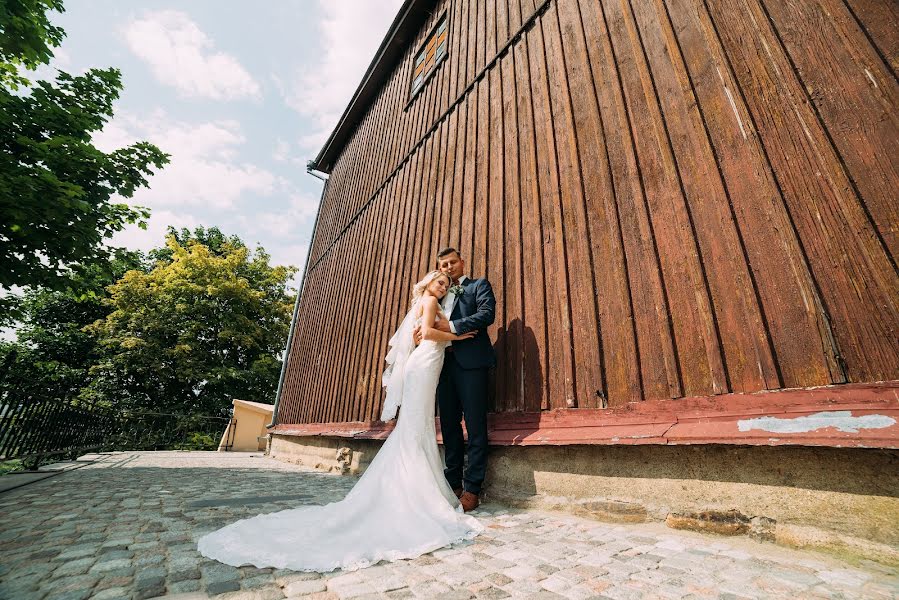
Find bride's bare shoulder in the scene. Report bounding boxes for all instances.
[420,295,439,309]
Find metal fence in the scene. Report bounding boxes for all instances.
[0,395,234,469]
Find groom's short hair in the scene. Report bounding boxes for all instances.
[436,247,461,266]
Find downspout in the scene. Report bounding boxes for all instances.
[267,167,330,428]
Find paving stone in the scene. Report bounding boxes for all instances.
[167,578,203,594]
[135,552,166,567]
[2,451,897,600]
[134,574,167,599]
[284,579,328,595]
[51,556,97,577]
[207,580,242,595]
[92,588,133,600]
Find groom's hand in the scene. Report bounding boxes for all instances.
[412,324,422,345]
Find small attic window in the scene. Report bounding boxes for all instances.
[410,14,447,98]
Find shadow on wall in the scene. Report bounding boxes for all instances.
[490,320,545,414]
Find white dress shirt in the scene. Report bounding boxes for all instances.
[441,275,468,345]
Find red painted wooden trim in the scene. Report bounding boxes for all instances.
[270,381,899,449]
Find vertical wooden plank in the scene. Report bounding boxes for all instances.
[544,0,609,408]
[422,124,446,276]
[508,0,523,37]
[487,56,506,413]
[664,0,843,388]
[486,0,498,61]
[631,0,780,392]
[386,49,414,184]
[340,196,381,423]
[706,0,899,382]
[392,150,427,382]
[301,226,340,422]
[410,132,436,287]
[363,177,404,418]
[584,0,681,401]
[466,0,478,86]
[307,242,342,423]
[473,77,491,279]
[514,31,549,411]
[761,0,899,263]
[327,129,362,255]
[475,0,487,75]
[449,100,468,252]
[430,120,450,260]
[346,191,389,422]
[559,0,641,406]
[501,49,523,413]
[379,49,407,187]
[461,85,478,273]
[326,216,365,423]
[843,0,899,80]
[497,0,510,47]
[604,0,729,398]
[281,261,320,422]
[527,17,577,409]
[440,105,461,252]
[447,0,467,109]
[311,151,348,266]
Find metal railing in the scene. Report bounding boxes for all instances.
[0,395,232,469]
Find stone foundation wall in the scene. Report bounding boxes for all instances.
[269,434,899,565]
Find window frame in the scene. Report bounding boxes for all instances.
[407,11,449,105]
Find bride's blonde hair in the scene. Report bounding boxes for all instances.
[411,270,451,307]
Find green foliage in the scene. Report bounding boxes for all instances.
[174,432,217,451]
[148,225,246,264]
[82,230,297,417]
[0,0,65,88]
[0,459,24,475]
[0,67,169,324]
[0,249,145,401]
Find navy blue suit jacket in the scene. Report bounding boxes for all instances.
[447,277,496,370]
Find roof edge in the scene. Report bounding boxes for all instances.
[309,0,437,174]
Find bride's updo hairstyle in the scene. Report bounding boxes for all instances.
[411,270,451,307]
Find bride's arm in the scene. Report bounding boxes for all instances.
[421,296,475,342]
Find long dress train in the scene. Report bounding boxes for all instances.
[196,309,483,572]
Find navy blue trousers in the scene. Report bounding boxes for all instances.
[437,351,489,495]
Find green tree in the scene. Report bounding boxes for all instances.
[0,248,146,400]
[83,233,297,417]
[148,225,247,264]
[0,0,65,88]
[0,0,168,325]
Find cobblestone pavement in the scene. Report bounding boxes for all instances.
[0,451,896,600]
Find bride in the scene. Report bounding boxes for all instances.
[197,270,484,572]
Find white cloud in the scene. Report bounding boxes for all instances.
[273,138,290,163]
[123,10,261,101]
[268,243,309,290]
[93,110,281,210]
[277,0,404,154]
[108,209,201,254]
[235,192,319,242]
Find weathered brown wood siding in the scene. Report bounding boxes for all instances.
[276,0,899,425]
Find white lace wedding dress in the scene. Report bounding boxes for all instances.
[197,300,484,572]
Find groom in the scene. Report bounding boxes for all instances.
[414,247,496,512]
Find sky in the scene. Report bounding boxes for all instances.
[39,0,405,289]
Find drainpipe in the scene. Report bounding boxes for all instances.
[267,165,330,429]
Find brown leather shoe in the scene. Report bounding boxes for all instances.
[459,491,479,512]
[452,487,463,499]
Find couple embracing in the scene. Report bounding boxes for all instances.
[198,247,497,572]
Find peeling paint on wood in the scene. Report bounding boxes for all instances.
[738,411,897,434]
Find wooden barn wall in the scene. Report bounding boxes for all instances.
[277,0,899,426]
